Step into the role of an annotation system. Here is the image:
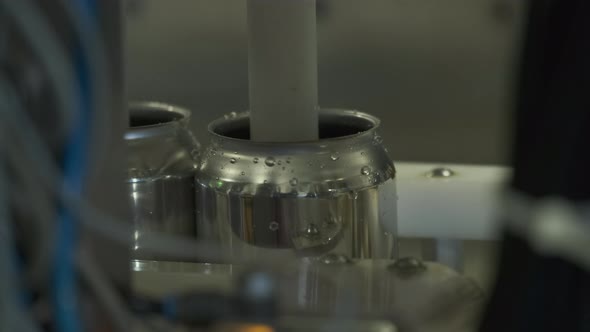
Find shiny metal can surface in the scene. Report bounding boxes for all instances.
[196,109,397,259]
[125,102,199,260]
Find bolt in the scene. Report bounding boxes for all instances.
[426,167,455,178]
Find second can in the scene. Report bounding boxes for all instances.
[196,109,397,260]
[126,102,200,261]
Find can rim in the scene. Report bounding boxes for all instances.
[125,101,191,140]
[208,109,381,145]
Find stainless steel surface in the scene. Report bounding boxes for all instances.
[126,0,527,165]
[196,109,397,259]
[125,102,199,260]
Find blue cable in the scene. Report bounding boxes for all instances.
[53,1,97,332]
[53,49,89,332]
[162,297,178,320]
[75,0,97,19]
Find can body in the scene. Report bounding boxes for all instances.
[125,102,199,260]
[196,109,397,259]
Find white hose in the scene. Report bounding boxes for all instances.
[77,250,132,332]
[0,78,57,287]
[0,135,41,332]
[0,0,77,134]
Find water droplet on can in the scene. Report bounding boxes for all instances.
[265,157,276,167]
[253,157,259,164]
[289,178,298,186]
[230,158,237,164]
[241,171,245,176]
[361,166,371,175]
[303,223,320,238]
[330,153,340,161]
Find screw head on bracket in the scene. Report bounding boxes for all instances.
[426,167,455,178]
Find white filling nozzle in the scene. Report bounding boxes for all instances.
[248,0,319,142]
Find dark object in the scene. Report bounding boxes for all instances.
[480,1,590,331]
[481,232,590,331]
[510,0,590,200]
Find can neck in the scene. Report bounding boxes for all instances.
[207,109,380,154]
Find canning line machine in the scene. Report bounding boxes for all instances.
[1,1,589,332]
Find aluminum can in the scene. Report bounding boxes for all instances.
[125,102,199,260]
[196,109,397,259]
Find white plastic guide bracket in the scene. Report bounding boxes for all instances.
[394,162,510,270]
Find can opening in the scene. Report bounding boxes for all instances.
[129,107,185,128]
[213,112,376,141]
